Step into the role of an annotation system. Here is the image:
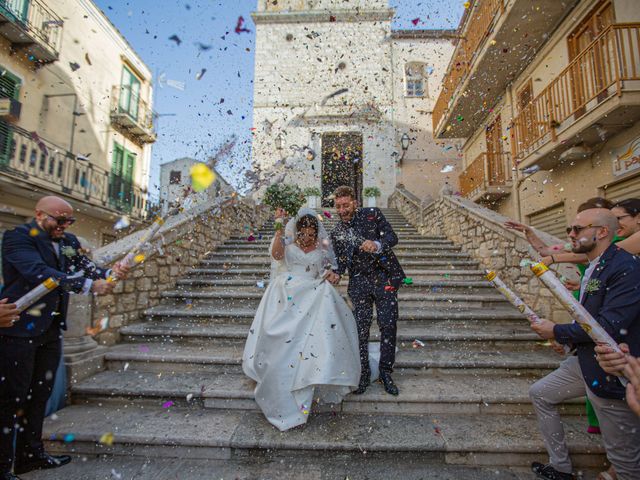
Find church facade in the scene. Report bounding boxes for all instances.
[251,0,461,206]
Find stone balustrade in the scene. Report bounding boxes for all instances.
[390,188,579,323]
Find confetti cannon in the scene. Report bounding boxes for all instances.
[485,270,541,324]
[530,262,624,354]
[14,277,60,313]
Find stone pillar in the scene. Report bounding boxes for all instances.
[63,294,106,386]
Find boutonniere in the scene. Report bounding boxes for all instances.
[584,278,601,295]
[61,246,76,258]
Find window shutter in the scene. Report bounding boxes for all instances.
[602,174,640,202]
[528,203,567,239]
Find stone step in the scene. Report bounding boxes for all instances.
[72,370,583,416]
[197,258,480,268]
[161,289,508,308]
[204,251,472,260]
[143,305,526,325]
[103,342,560,376]
[214,244,463,253]
[43,405,604,468]
[230,234,451,242]
[119,320,541,348]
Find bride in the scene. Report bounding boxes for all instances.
[242,207,361,431]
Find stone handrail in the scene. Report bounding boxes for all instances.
[90,194,270,343]
[389,186,434,228]
[391,189,579,322]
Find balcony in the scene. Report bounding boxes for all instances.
[0,0,63,64]
[459,152,512,202]
[0,121,148,220]
[433,0,579,139]
[512,23,640,169]
[110,85,157,145]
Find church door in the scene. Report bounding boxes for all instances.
[321,132,363,207]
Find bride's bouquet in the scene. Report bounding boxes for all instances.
[263,184,306,217]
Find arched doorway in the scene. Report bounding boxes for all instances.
[321,132,363,207]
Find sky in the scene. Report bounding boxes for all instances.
[93,0,465,199]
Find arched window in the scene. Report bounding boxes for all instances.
[405,62,430,98]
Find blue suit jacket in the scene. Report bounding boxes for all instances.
[331,207,406,289]
[1,221,109,337]
[554,243,640,400]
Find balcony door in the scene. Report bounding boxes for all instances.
[321,132,363,207]
[486,115,505,185]
[568,0,614,118]
[119,66,140,122]
[109,143,136,212]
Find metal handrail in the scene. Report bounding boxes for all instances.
[0,0,63,56]
[110,85,156,134]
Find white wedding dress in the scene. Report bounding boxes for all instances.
[242,240,361,431]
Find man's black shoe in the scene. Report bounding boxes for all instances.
[1,472,21,480]
[531,462,574,480]
[379,371,399,396]
[14,453,71,475]
[353,373,370,395]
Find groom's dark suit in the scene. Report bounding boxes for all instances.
[331,207,405,378]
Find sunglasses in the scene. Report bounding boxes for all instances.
[42,211,76,226]
[566,224,602,235]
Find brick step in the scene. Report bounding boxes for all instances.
[119,320,541,348]
[43,405,604,468]
[102,342,560,376]
[72,370,584,416]
[143,305,527,324]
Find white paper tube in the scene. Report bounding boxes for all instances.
[485,270,541,324]
[530,262,623,354]
[14,277,60,312]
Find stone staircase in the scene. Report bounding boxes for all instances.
[43,208,605,473]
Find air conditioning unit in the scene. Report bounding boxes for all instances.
[559,145,592,162]
[0,98,21,122]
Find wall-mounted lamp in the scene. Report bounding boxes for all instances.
[275,133,284,151]
[399,133,411,164]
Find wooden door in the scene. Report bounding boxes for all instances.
[485,115,505,185]
[516,81,535,149]
[321,132,363,207]
[568,1,614,118]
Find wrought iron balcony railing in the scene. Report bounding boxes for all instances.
[110,85,157,144]
[0,121,147,220]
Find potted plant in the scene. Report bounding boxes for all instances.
[363,187,381,207]
[303,187,321,209]
[263,184,306,216]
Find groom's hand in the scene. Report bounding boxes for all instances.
[326,272,341,284]
[360,240,378,253]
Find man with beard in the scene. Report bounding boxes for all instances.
[527,208,640,480]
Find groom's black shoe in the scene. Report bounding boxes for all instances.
[379,371,399,396]
[354,373,370,395]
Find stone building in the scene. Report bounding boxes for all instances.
[0,0,156,248]
[159,157,233,215]
[251,0,461,207]
[435,0,640,238]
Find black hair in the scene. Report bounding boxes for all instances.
[296,214,318,236]
[577,197,613,212]
[613,198,640,217]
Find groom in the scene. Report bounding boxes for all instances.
[330,186,405,396]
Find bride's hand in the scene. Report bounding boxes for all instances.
[274,207,287,220]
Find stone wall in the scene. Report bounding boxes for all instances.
[390,189,579,323]
[90,196,270,345]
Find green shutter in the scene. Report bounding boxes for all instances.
[0,67,19,166]
[109,143,136,213]
[119,66,140,121]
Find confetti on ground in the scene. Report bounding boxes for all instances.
[99,432,114,446]
[190,163,216,192]
[63,433,75,443]
[412,339,425,348]
[86,316,109,336]
[256,281,265,289]
[403,277,413,285]
[162,401,174,409]
[186,393,194,402]
[139,345,150,353]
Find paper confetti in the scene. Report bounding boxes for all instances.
[113,216,130,230]
[63,433,75,443]
[403,277,413,285]
[412,339,425,349]
[29,228,39,236]
[190,163,216,192]
[99,432,114,446]
[440,165,455,173]
[27,303,46,317]
[133,253,146,264]
[162,401,174,409]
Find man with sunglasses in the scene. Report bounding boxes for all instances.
[0,196,129,480]
[528,208,640,480]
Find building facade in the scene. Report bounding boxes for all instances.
[159,157,233,215]
[0,0,156,248]
[434,0,640,238]
[251,0,459,206]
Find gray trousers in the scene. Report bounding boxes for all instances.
[529,356,640,479]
